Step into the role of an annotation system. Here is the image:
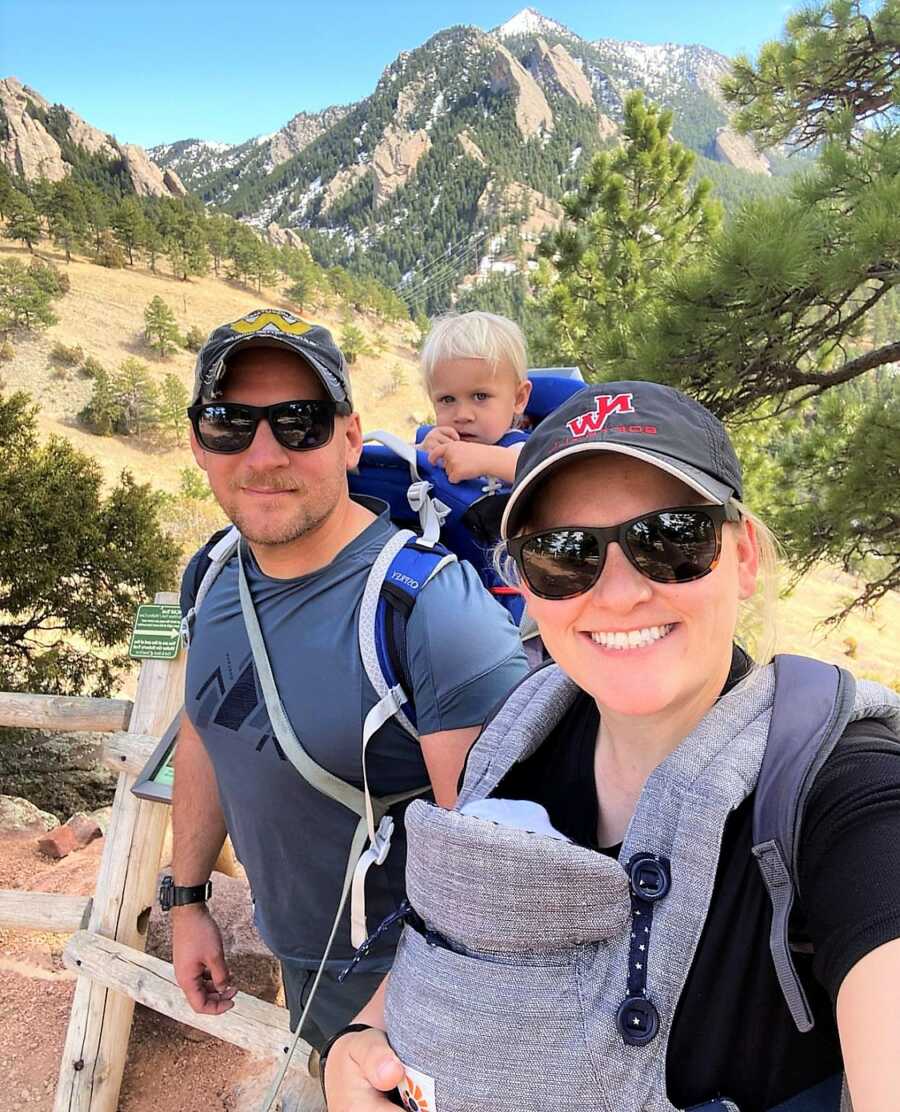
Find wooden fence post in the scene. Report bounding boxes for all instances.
[54,592,184,1112]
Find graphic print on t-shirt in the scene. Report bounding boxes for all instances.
[192,657,287,761]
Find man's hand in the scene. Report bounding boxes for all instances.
[419,425,459,453]
[324,1027,405,1111]
[427,439,489,483]
[172,904,236,1015]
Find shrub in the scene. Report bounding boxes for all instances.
[29,258,70,297]
[183,324,206,352]
[0,341,13,363]
[80,355,104,379]
[49,340,84,367]
[93,230,126,269]
[178,466,213,501]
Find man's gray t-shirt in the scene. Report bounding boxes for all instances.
[183,507,527,967]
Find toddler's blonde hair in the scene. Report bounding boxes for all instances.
[420,311,528,391]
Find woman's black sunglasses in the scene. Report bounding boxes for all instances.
[506,503,742,599]
[187,399,352,454]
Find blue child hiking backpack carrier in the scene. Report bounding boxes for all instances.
[348,368,585,627]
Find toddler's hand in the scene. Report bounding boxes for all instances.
[428,439,487,483]
[419,426,459,452]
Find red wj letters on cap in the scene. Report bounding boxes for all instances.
[567,393,635,438]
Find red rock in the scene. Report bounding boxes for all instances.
[36,814,101,859]
[38,825,80,859]
[65,812,103,848]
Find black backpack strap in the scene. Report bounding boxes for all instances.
[751,654,856,1032]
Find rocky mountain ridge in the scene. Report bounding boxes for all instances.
[0,77,186,199]
[142,8,779,308]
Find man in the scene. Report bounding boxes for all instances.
[170,308,527,1051]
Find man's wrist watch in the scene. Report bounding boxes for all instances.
[159,875,212,912]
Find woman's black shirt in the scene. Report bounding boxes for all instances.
[488,659,900,1111]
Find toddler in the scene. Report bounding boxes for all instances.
[418,312,531,484]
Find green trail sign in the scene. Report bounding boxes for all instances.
[129,604,182,660]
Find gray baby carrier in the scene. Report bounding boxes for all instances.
[384,655,900,1112]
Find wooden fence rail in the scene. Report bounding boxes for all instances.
[0,692,132,733]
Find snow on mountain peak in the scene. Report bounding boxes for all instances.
[496,7,572,39]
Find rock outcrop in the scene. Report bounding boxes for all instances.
[489,44,554,139]
[525,38,595,109]
[0,795,59,839]
[478,178,563,245]
[266,222,308,250]
[372,124,431,205]
[714,127,771,175]
[0,76,187,198]
[457,129,487,165]
[162,167,188,196]
[268,104,351,168]
[597,113,618,141]
[320,164,369,212]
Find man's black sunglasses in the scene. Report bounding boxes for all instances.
[505,503,742,599]
[187,399,352,454]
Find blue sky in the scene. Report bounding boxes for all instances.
[0,1,795,148]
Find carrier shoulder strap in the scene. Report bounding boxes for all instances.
[362,429,450,545]
[751,654,856,1033]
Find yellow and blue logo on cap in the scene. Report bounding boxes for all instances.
[229,308,314,336]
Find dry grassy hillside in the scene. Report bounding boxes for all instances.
[2,239,898,691]
[2,239,430,495]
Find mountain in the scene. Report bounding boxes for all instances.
[0,77,186,199]
[150,104,351,200]
[145,9,784,310]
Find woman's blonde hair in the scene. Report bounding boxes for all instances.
[732,500,780,666]
[420,311,528,390]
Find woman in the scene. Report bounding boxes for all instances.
[322,382,900,1112]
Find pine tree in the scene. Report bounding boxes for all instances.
[113,358,159,440]
[634,0,900,612]
[143,295,180,358]
[112,197,146,266]
[4,190,43,252]
[78,366,126,435]
[0,390,179,695]
[205,213,231,277]
[339,323,371,364]
[0,258,58,332]
[157,373,190,444]
[723,0,900,149]
[50,214,78,263]
[143,222,164,272]
[529,92,721,374]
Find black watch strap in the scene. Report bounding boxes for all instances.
[159,875,212,912]
[319,1023,374,1100]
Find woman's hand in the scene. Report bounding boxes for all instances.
[324,1026,406,1111]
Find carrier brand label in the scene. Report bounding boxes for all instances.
[399,1066,436,1111]
[567,392,635,437]
[391,571,421,589]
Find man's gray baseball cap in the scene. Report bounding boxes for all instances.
[191,308,353,408]
[500,380,743,539]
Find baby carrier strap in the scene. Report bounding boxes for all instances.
[751,655,857,1033]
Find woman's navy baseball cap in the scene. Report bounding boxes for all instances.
[500,381,743,540]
